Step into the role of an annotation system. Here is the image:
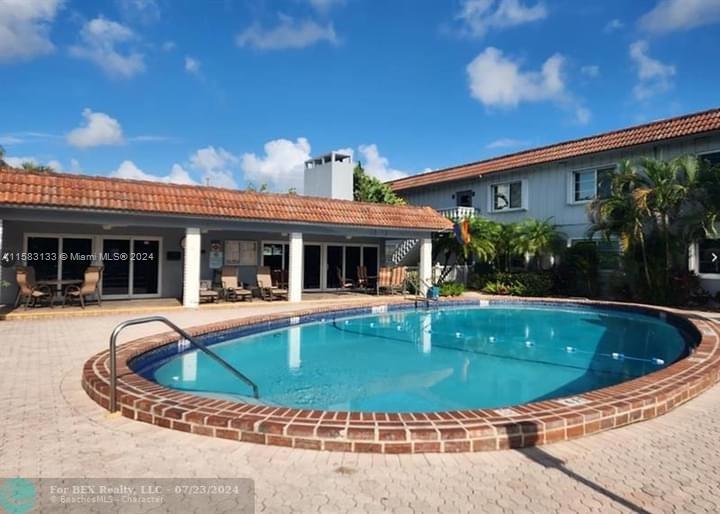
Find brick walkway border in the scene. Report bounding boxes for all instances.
[82,297,720,453]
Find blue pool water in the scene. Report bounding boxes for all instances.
[148,305,691,412]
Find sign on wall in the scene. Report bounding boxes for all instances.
[224,240,257,266]
[209,240,224,269]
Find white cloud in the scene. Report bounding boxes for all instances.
[117,0,161,24]
[161,40,176,51]
[629,40,675,100]
[236,15,337,50]
[0,0,62,62]
[66,108,124,148]
[240,138,311,191]
[184,56,200,75]
[357,144,408,182]
[580,64,600,78]
[640,0,720,34]
[4,156,38,168]
[190,146,239,188]
[467,47,564,106]
[69,17,145,78]
[486,138,529,149]
[604,18,624,33]
[466,47,589,123]
[457,0,547,38]
[112,160,197,185]
[307,0,345,11]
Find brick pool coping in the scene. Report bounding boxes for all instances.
[82,297,720,453]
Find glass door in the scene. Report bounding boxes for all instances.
[102,239,131,296]
[303,244,322,290]
[101,237,161,298]
[132,239,159,295]
[326,245,344,289]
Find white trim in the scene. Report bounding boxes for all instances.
[690,240,720,279]
[487,179,527,213]
[23,232,163,299]
[260,239,380,291]
[697,148,720,159]
[567,163,616,205]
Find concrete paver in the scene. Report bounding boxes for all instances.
[1,302,719,513]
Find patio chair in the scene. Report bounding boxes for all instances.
[391,266,407,295]
[376,267,393,295]
[199,280,220,303]
[14,266,52,309]
[256,266,288,301]
[63,266,102,308]
[357,265,375,292]
[221,266,252,302]
[336,266,354,290]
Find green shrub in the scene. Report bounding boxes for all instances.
[470,272,553,297]
[439,282,464,297]
[555,242,600,297]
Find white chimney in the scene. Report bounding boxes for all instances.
[303,151,354,201]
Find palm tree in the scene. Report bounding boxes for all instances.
[513,218,565,270]
[433,216,500,282]
[588,160,653,290]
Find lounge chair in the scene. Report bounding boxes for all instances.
[391,266,407,295]
[221,266,252,302]
[376,267,393,295]
[63,266,102,308]
[336,266,355,290]
[14,266,52,308]
[256,266,288,301]
[199,280,220,303]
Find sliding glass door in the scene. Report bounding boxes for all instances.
[101,237,161,298]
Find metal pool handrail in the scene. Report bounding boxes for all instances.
[108,316,259,413]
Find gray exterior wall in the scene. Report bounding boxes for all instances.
[398,132,720,291]
[0,215,393,305]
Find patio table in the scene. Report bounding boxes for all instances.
[37,279,83,306]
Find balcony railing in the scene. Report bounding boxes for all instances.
[437,206,480,220]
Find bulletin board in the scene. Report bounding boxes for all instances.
[224,240,257,266]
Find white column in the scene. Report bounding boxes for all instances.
[288,326,301,369]
[419,237,432,296]
[288,232,303,302]
[183,227,201,308]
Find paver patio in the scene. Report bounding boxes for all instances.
[1,299,719,513]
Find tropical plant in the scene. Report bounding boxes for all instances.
[440,282,464,296]
[20,161,54,173]
[513,218,565,270]
[588,155,719,304]
[353,162,405,205]
[433,216,500,282]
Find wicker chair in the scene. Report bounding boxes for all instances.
[63,266,102,308]
[14,266,52,309]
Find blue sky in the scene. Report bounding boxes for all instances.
[1,0,719,191]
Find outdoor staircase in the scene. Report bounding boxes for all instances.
[390,238,419,265]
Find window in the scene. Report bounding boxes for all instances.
[455,190,473,207]
[571,239,621,271]
[699,239,720,274]
[572,166,614,203]
[700,151,720,168]
[490,181,523,211]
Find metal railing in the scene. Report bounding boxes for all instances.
[403,273,438,308]
[108,316,259,412]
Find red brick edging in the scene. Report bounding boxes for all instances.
[82,298,720,453]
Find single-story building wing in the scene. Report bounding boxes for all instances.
[0,158,452,307]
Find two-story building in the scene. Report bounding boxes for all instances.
[387,108,720,295]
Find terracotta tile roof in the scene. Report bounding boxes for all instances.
[0,167,452,231]
[389,107,720,191]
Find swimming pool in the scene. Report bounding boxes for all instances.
[84,298,718,453]
[140,303,691,412]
